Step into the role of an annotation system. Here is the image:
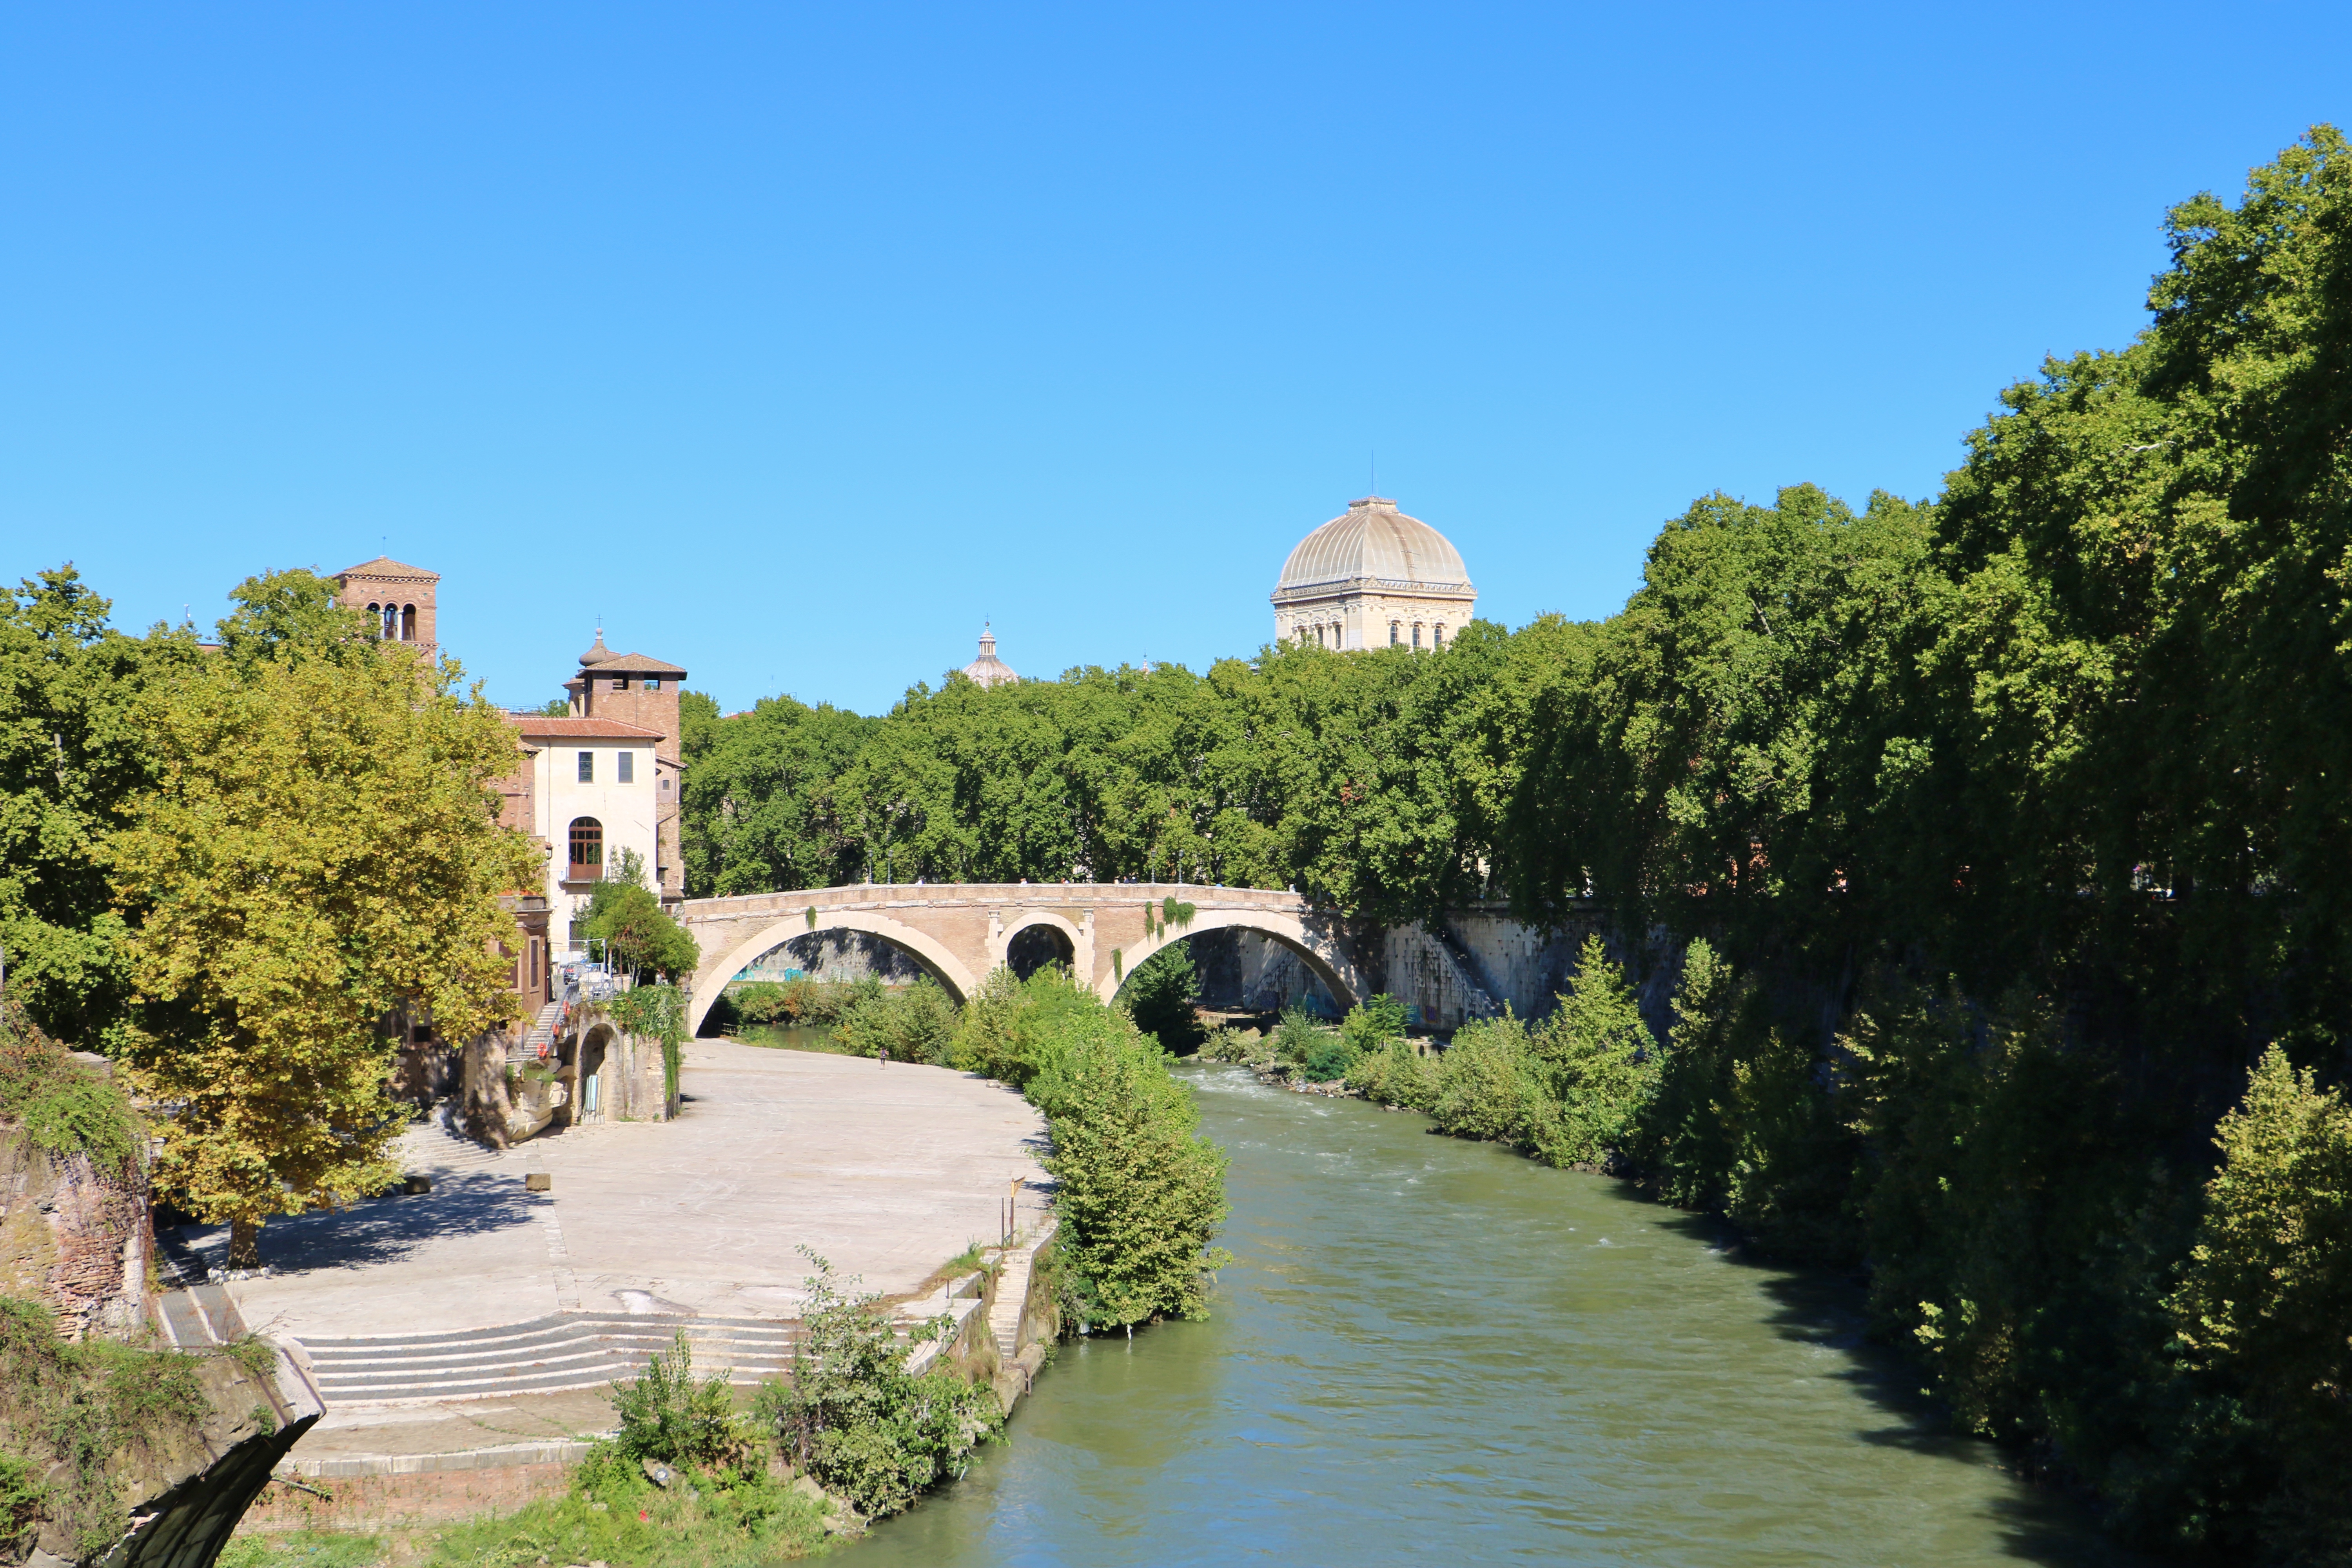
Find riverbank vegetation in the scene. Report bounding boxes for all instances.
[675,130,2352,1559]
[957,967,1231,1328]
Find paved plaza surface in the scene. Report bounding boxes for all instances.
[188,1040,1052,1345]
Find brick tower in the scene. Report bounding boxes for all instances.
[334,557,440,655]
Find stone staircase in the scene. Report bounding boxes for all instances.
[1428,920,1504,1022]
[521,999,565,1060]
[395,1103,513,1179]
[298,1312,800,1405]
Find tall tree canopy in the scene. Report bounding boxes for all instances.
[105,597,538,1262]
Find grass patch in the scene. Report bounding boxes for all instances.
[425,1474,828,1568]
[219,1529,387,1568]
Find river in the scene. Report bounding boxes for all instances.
[854,1062,2143,1567]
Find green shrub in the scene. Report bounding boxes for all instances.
[1348,1038,1441,1111]
[834,977,959,1065]
[962,967,1232,1328]
[0,1007,142,1175]
[1268,1006,1331,1073]
[1198,1024,1265,1065]
[611,1329,746,1474]
[950,965,1103,1088]
[1432,1013,1538,1144]
[1038,1020,1233,1326]
[1519,937,1658,1168]
[755,1254,999,1519]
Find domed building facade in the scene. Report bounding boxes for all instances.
[1271,495,1475,651]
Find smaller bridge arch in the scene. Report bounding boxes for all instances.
[1102,907,1361,1013]
[689,909,980,1036]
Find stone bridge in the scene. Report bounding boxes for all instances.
[679,883,1372,1036]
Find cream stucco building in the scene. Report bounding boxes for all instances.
[1271,496,1475,651]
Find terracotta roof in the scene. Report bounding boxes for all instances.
[506,715,664,739]
[334,555,441,582]
[583,650,688,676]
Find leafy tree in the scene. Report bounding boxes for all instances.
[0,568,200,1044]
[1121,943,1204,1053]
[2165,1045,2352,1556]
[103,642,539,1265]
[578,850,699,980]
[213,567,372,675]
[1521,936,1659,1168]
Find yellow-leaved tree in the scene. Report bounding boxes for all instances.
[105,576,539,1265]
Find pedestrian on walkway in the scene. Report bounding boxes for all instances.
[878,1044,889,1069]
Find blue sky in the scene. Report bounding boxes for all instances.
[5,3,2348,715]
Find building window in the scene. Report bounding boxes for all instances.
[612,677,628,691]
[1412,624,1423,650]
[578,751,594,783]
[1390,622,1400,646]
[401,603,417,641]
[1434,623,1446,649]
[618,751,634,784]
[568,817,604,880]
[382,604,398,640]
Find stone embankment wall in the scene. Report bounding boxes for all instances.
[0,1117,150,1342]
[63,1347,324,1568]
[1191,906,1621,1033]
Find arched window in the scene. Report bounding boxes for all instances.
[401,603,417,641]
[1412,623,1423,650]
[365,603,381,636]
[1434,623,1446,649]
[382,604,398,640]
[1390,621,1400,646]
[568,817,604,881]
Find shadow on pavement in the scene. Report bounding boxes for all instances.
[163,1170,540,1276]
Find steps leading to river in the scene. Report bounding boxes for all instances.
[298,1312,799,1405]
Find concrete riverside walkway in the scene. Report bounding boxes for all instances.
[186,1040,1053,1345]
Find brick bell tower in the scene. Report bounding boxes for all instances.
[334,557,440,655]
[568,629,688,904]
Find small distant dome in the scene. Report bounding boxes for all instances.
[961,625,1020,688]
[579,628,613,667]
[1274,497,1472,596]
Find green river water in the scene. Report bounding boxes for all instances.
[857,1062,2138,1568]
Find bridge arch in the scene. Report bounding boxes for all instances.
[1102,908,1361,1014]
[688,910,981,1036]
[1000,909,1086,983]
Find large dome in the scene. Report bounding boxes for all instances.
[1274,497,1471,597]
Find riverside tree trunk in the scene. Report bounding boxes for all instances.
[229,1216,261,1269]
